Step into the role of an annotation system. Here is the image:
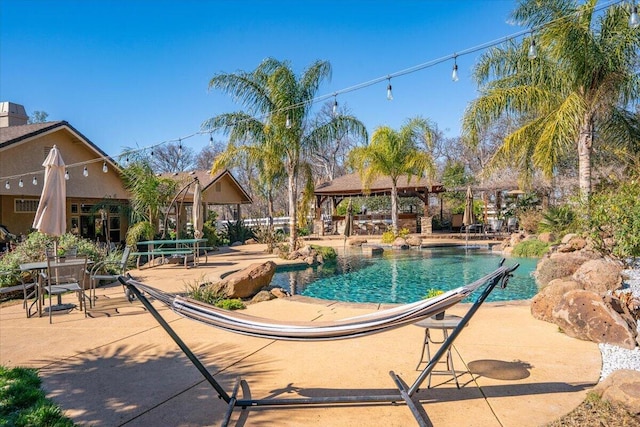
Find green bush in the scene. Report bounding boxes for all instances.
[381,227,410,244]
[223,220,255,244]
[215,299,245,310]
[0,365,74,427]
[539,205,577,235]
[583,180,640,261]
[311,245,337,261]
[512,239,549,257]
[202,218,223,248]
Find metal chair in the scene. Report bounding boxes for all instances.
[89,247,132,307]
[42,255,88,323]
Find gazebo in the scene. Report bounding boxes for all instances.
[313,173,445,235]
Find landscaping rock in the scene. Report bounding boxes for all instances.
[217,261,277,299]
[270,287,289,298]
[538,232,556,243]
[572,259,623,293]
[230,241,243,247]
[534,253,591,287]
[244,238,258,245]
[347,237,367,247]
[251,290,275,303]
[406,235,422,247]
[593,369,640,415]
[510,233,524,247]
[552,289,636,349]
[392,237,409,249]
[558,236,587,253]
[362,246,384,256]
[561,233,578,244]
[530,278,582,323]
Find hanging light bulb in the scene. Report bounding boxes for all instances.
[5,181,9,190]
[631,4,639,29]
[332,95,338,116]
[83,166,89,177]
[209,134,213,146]
[32,176,37,185]
[528,37,537,60]
[386,78,393,101]
[18,179,23,188]
[285,114,292,129]
[102,161,108,173]
[452,56,459,82]
[178,139,183,157]
[65,170,70,180]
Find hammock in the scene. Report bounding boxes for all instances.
[124,265,508,341]
[118,262,518,427]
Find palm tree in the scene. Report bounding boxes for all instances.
[203,58,368,250]
[348,117,437,232]
[463,0,640,199]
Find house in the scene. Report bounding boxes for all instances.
[0,102,129,244]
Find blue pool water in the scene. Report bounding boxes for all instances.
[270,247,539,304]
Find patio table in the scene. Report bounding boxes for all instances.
[135,238,207,268]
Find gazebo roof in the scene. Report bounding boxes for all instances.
[314,173,444,198]
[159,169,252,205]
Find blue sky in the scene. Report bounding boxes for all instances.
[1,1,523,158]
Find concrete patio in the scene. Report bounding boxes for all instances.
[0,240,601,426]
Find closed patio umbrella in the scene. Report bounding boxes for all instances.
[343,199,354,247]
[192,179,204,239]
[462,186,474,247]
[32,145,67,253]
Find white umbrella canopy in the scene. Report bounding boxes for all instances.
[192,179,204,239]
[32,145,67,237]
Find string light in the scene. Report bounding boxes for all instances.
[65,170,70,180]
[386,78,393,101]
[631,3,640,28]
[209,133,213,146]
[178,138,182,157]
[83,166,89,177]
[5,181,9,190]
[32,176,37,185]
[332,95,338,116]
[452,56,459,82]
[18,179,23,188]
[528,36,537,60]
[286,114,292,129]
[102,161,108,173]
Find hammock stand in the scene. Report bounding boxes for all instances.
[118,262,518,427]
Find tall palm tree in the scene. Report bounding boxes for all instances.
[463,0,640,199]
[203,58,368,249]
[348,117,436,232]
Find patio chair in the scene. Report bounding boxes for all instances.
[89,246,131,307]
[42,255,88,323]
[118,262,518,426]
[21,271,40,318]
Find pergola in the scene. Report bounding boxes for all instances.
[314,173,445,215]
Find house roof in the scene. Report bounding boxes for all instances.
[158,169,252,204]
[0,120,119,170]
[314,173,445,197]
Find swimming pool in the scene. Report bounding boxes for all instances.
[270,247,539,304]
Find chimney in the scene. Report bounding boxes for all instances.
[0,102,29,127]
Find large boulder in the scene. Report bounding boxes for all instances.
[538,232,556,243]
[534,253,591,287]
[593,370,640,415]
[572,259,623,293]
[405,235,422,247]
[530,278,582,322]
[217,261,277,298]
[392,237,409,249]
[347,237,367,247]
[552,289,636,349]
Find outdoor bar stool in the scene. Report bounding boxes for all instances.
[414,314,467,388]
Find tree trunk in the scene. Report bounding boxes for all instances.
[287,169,298,250]
[391,180,399,233]
[577,119,593,201]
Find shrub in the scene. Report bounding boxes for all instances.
[381,227,410,244]
[223,220,255,244]
[583,180,640,262]
[202,218,223,248]
[311,245,337,261]
[518,210,543,234]
[215,299,245,310]
[539,205,577,235]
[254,226,286,253]
[512,239,549,257]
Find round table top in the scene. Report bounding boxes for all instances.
[414,314,463,329]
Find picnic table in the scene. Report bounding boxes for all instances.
[134,238,208,269]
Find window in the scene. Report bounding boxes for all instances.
[15,199,39,213]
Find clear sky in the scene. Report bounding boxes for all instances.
[1,0,524,158]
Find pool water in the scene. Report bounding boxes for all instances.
[270,247,539,304]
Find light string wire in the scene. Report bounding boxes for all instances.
[0,0,629,184]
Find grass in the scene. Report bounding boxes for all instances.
[0,365,74,427]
